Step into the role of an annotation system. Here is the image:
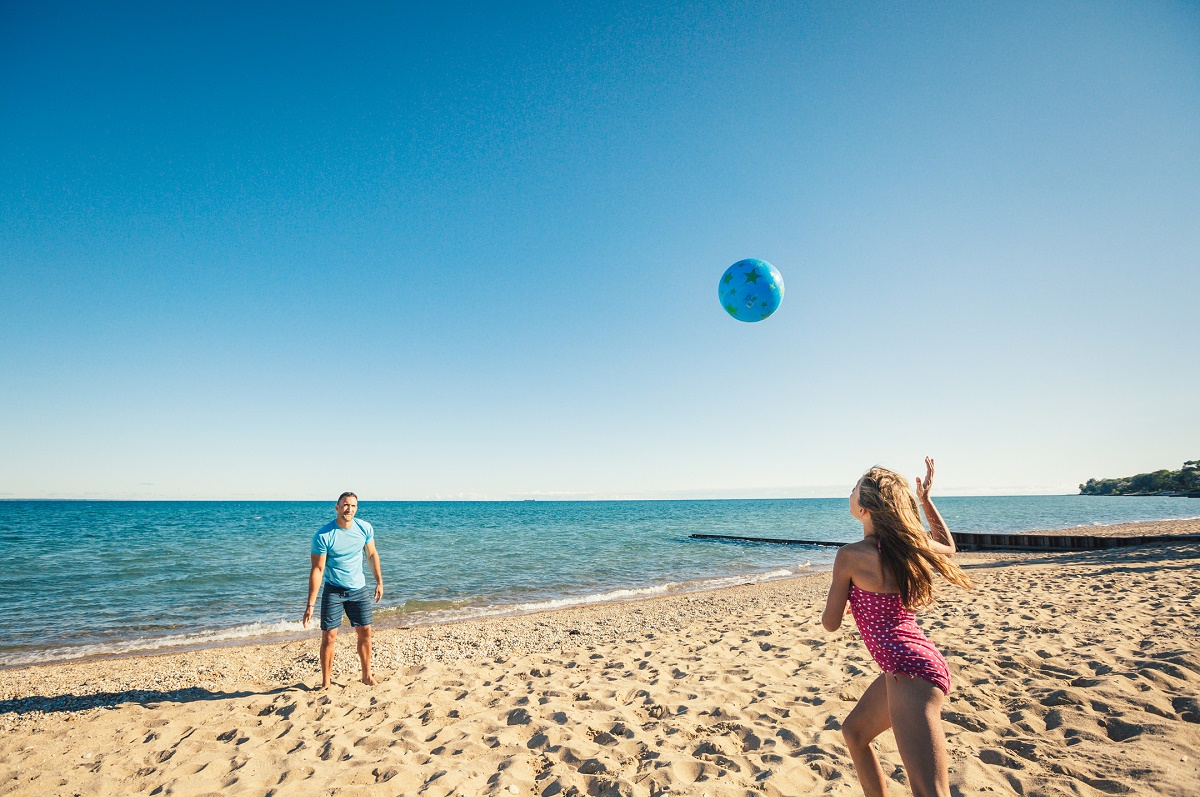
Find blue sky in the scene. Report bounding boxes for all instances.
[2,1,1197,499]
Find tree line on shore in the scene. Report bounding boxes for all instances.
[1079,460,1200,496]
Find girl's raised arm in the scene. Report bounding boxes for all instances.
[916,457,956,556]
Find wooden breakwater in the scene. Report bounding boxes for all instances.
[690,533,848,548]
[689,531,1200,552]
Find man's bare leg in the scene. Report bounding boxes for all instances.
[320,629,337,689]
[356,625,376,685]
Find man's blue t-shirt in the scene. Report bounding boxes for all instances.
[310,518,374,590]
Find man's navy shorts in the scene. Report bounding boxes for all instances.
[320,583,373,630]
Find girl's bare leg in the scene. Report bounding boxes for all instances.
[886,674,950,797]
[841,674,892,797]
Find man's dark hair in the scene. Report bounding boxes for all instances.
[337,491,358,504]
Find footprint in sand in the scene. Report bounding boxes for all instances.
[978,748,1024,770]
[1103,717,1145,742]
[1171,696,1200,723]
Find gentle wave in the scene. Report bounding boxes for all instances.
[383,563,815,626]
[0,619,305,669]
[0,564,817,668]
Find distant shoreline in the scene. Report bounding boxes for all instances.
[1079,460,1199,497]
[1083,492,1199,498]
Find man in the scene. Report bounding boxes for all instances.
[302,492,383,688]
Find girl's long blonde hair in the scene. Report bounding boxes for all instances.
[857,466,973,609]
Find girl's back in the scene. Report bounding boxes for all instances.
[840,537,899,595]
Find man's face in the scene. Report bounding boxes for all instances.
[337,496,358,524]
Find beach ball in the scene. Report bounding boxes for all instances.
[718,258,784,322]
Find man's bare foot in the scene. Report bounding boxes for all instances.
[319,681,331,690]
[361,674,377,686]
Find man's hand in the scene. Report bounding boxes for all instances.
[302,605,314,629]
[915,457,935,502]
[374,583,384,603]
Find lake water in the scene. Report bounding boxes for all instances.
[1,495,1195,667]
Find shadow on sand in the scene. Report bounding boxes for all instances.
[0,684,307,717]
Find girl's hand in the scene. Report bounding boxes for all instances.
[915,457,935,502]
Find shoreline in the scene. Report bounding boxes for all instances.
[5,552,1013,714]
[0,565,816,672]
[4,518,1199,672]
[3,537,1198,795]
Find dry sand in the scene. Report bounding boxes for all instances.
[1032,518,1200,538]
[2,529,1199,796]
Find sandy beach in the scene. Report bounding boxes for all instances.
[3,521,1199,797]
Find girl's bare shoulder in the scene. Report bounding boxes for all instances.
[840,539,885,588]
[841,538,877,557]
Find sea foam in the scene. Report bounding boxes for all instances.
[0,619,305,669]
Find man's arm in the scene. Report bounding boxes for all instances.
[365,540,383,603]
[302,554,326,628]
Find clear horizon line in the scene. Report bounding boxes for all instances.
[0,487,1087,502]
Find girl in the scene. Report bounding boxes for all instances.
[822,458,973,797]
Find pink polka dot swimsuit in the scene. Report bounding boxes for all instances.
[847,583,951,695]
